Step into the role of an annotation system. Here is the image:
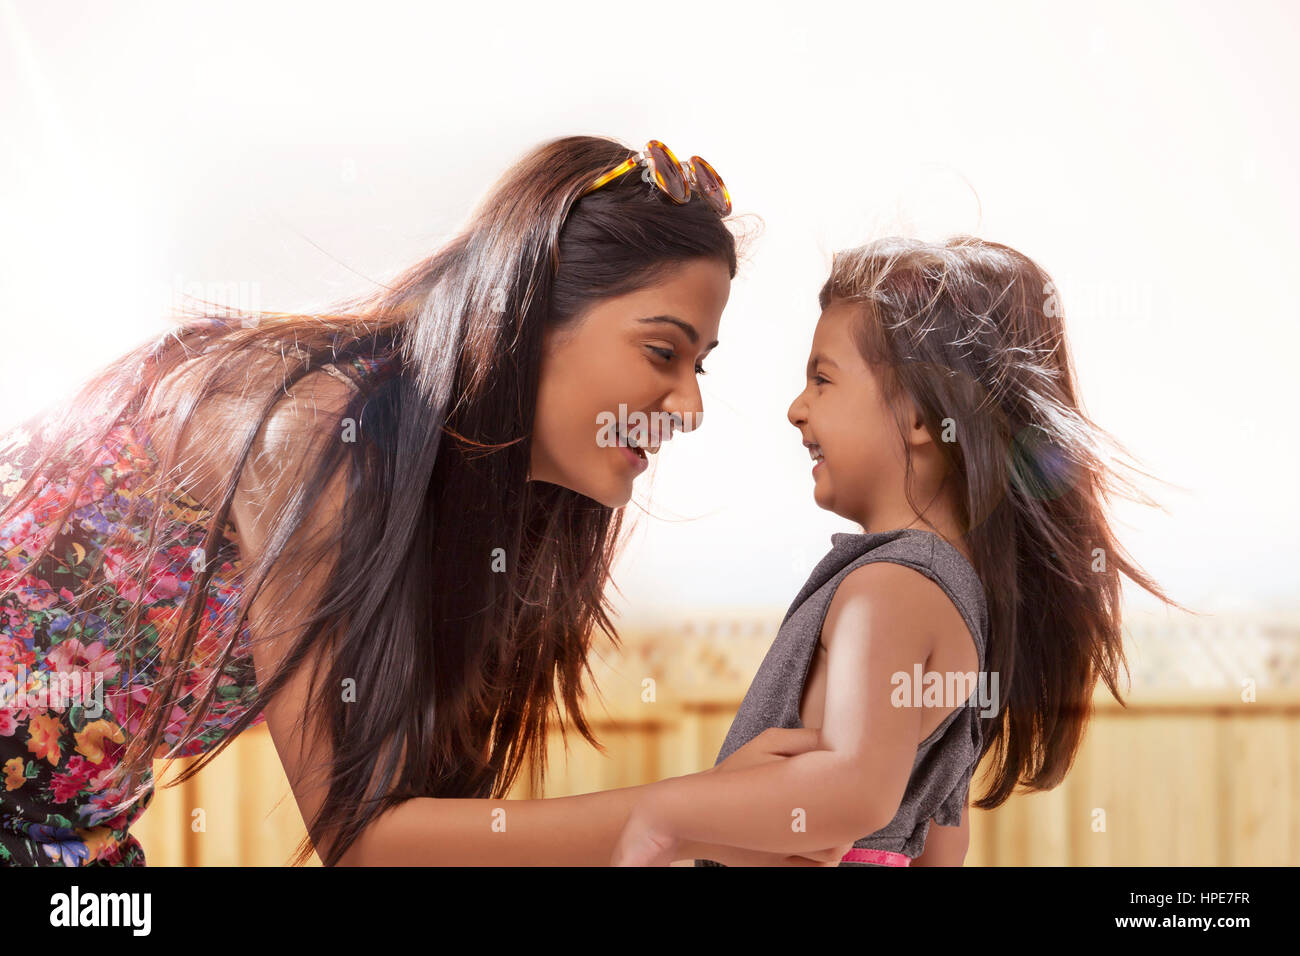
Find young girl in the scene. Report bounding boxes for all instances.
[611,235,1188,867]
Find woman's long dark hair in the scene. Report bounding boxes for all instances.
[0,135,741,865]
[819,236,1196,810]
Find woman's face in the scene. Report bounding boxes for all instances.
[531,258,730,508]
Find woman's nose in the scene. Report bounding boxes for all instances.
[664,381,704,437]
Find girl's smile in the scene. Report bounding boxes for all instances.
[806,439,826,476]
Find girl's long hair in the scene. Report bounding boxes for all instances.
[0,134,740,865]
[819,236,1194,810]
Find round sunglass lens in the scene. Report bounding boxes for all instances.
[690,157,730,215]
[648,141,690,203]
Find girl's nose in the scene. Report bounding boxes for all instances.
[788,393,806,428]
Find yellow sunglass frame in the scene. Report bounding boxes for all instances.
[580,139,731,216]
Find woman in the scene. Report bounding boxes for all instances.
[0,135,848,866]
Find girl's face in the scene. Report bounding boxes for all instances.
[787,300,919,529]
[530,258,730,508]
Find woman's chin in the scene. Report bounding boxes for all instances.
[555,474,633,510]
[596,478,635,509]
[584,490,630,509]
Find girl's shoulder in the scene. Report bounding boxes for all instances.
[820,529,988,662]
[824,559,954,645]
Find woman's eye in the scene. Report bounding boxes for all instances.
[813,374,829,385]
[648,345,708,376]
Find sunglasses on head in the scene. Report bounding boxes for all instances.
[580,139,731,216]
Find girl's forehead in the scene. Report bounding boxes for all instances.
[819,297,867,322]
[812,302,858,343]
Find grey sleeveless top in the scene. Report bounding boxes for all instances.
[693,528,988,866]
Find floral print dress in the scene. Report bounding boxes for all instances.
[0,353,388,865]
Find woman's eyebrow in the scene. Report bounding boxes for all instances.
[637,315,719,351]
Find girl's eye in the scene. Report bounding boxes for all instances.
[813,374,829,385]
[648,346,709,376]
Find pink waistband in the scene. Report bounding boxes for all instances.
[841,847,911,866]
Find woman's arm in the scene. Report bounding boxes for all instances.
[223,370,844,866]
[620,562,938,857]
[339,787,676,866]
[343,729,856,865]
[229,372,642,865]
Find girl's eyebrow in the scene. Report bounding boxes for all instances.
[807,353,840,374]
[637,315,719,351]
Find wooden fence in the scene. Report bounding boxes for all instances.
[134,684,1300,866]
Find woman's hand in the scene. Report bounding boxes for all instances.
[610,729,856,866]
[702,728,854,864]
[610,803,681,867]
[610,793,853,866]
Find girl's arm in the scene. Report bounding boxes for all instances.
[623,562,938,857]
[910,800,970,866]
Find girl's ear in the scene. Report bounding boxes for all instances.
[884,386,919,435]
[896,391,935,449]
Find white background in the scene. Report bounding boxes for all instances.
[1,0,1295,618]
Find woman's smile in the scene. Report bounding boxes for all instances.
[615,423,650,472]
